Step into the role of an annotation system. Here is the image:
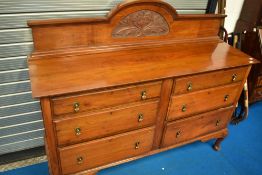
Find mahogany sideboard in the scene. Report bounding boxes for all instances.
[27,1,258,175]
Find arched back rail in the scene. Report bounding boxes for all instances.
[28,0,226,56]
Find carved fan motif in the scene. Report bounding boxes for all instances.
[112,10,169,38]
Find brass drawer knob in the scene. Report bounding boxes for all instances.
[176,131,182,138]
[75,127,81,136]
[216,120,221,126]
[232,74,237,82]
[224,95,229,102]
[74,102,80,112]
[135,141,140,149]
[187,83,193,91]
[141,91,147,100]
[77,156,83,165]
[181,105,187,112]
[138,114,144,122]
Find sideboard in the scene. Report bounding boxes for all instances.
[27,0,259,174]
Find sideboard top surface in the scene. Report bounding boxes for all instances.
[28,41,257,98]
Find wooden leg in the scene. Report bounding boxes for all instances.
[213,138,225,151]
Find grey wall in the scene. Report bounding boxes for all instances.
[0,0,208,155]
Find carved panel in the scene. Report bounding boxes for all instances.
[112,10,169,38]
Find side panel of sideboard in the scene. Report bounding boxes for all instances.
[40,98,61,175]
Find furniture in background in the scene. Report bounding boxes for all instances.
[27,1,258,174]
[234,0,262,34]
[241,28,262,103]
[235,0,262,103]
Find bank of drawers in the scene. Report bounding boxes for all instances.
[51,81,162,174]
[162,67,247,147]
[50,66,247,174]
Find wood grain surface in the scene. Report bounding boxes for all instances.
[27,0,224,52]
[54,100,158,146]
[59,127,155,174]
[51,81,161,116]
[168,82,242,121]
[174,66,248,95]
[29,42,257,98]
[162,107,234,147]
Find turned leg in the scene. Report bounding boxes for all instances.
[213,138,225,151]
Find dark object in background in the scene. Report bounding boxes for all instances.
[241,29,262,103]
[206,0,218,14]
[234,0,262,33]
[235,0,262,103]
[0,146,45,165]
[230,0,262,124]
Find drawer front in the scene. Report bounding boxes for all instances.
[54,101,158,146]
[59,127,155,175]
[174,67,247,95]
[168,83,241,121]
[162,107,234,147]
[52,81,162,116]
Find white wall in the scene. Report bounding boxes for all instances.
[224,0,245,33]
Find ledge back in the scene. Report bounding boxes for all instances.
[28,0,226,55]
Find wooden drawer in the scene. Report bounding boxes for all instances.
[59,127,155,175]
[51,81,162,116]
[54,100,158,146]
[168,83,241,121]
[174,67,247,95]
[162,107,234,147]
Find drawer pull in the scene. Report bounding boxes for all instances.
[73,102,80,112]
[181,105,187,112]
[77,156,83,165]
[187,83,193,91]
[75,127,81,136]
[141,91,147,100]
[138,114,144,122]
[135,141,140,149]
[216,120,221,126]
[176,131,182,138]
[232,74,237,82]
[224,95,229,102]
